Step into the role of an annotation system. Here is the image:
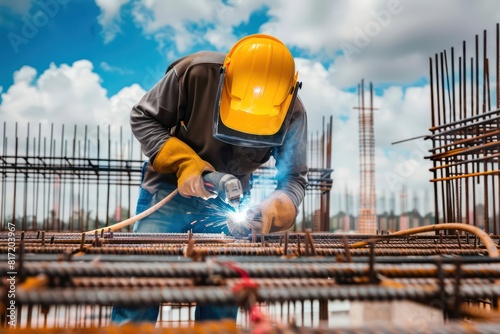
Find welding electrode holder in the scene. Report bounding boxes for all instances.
[202,171,243,208]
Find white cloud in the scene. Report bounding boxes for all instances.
[105,83,145,133]
[119,0,500,87]
[0,60,146,147]
[95,0,131,43]
[259,0,500,87]
[100,61,133,75]
[100,61,116,72]
[13,65,37,84]
[0,0,32,15]
[129,0,269,54]
[296,58,434,214]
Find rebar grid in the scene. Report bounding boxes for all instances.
[2,230,500,331]
[0,122,335,233]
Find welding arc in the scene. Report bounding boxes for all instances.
[86,189,179,234]
[349,223,499,258]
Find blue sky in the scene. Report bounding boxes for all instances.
[0,1,282,99]
[2,1,176,97]
[0,0,446,100]
[1,0,499,214]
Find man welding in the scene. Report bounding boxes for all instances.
[111,34,308,324]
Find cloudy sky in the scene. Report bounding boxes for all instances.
[1,0,499,215]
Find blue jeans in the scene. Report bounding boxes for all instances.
[111,182,239,323]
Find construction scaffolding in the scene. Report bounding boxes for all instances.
[355,80,377,234]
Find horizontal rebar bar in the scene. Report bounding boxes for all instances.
[5,261,500,280]
[12,283,500,307]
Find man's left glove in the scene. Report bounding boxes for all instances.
[246,190,297,234]
[152,137,215,199]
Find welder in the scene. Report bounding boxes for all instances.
[111,34,308,324]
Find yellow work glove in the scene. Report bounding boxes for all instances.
[246,190,297,234]
[152,137,215,199]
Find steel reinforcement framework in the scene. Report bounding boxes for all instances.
[0,119,333,233]
[427,23,500,233]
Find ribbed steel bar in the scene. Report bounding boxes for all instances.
[4,321,500,334]
[0,231,235,240]
[7,240,485,251]
[4,321,237,334]
[70,277,495,291]
[426,22,500,230]
[5,261,500,280]
[4,239,482,250]
[3,254,500,265]
[13,284,444,306]
[12,283,500,308]
[273,323,500,334]
[71,277,195,288]
[6,231,498,245]
[0,245,488,257]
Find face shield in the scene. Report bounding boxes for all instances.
[212,34,302,148]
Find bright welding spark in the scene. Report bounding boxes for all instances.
[227,207,249,225]
[196,200,237,229]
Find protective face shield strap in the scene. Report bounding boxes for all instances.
[213,67,301,148]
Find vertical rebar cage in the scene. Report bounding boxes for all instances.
[427,24,500,232]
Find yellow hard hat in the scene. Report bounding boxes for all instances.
[213,34,301,147]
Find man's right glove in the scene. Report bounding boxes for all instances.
[226,209,264,238]
[152,137,215,199]
[245,191,296,234]
[227,191,296,238]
